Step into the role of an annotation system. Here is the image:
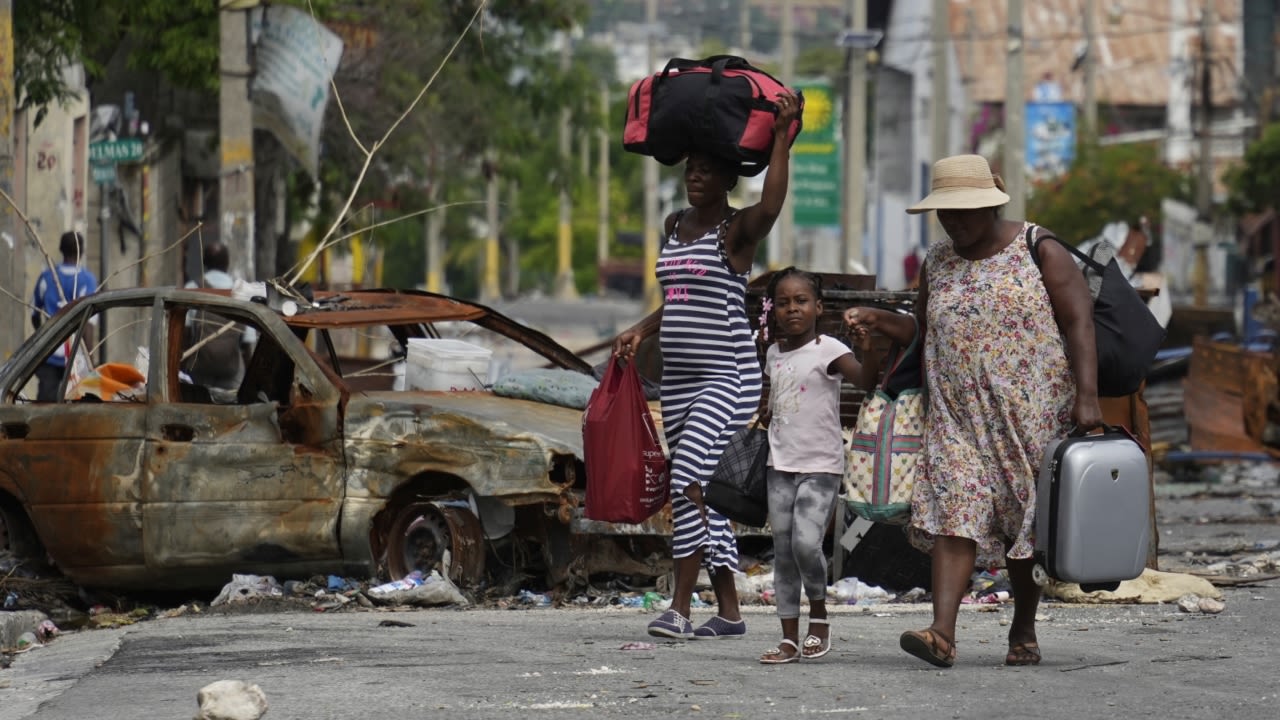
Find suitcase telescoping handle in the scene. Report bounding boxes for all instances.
[1068,423,1141,446]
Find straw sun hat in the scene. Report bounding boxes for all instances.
[906,154,1011,214]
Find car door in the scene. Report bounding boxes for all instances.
[141,297,346,577]
[0,298,153,587]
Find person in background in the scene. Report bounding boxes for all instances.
[613,92,800,641]
[903,248,922,287]
[184,242,258,390]
[847,154,1102,668]
[31,231,98,402]
[755,267,895,663]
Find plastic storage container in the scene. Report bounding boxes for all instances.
[404,338,493,392]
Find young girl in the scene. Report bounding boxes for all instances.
[757,268,880,664]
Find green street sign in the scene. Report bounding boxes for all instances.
[793,80,840,227]
[91,162,117,185]
[792,153,841,227]
[89,138,144,164]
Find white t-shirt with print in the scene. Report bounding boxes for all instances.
[764,334,853,474]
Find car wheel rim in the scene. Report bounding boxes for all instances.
[387,502,486,588]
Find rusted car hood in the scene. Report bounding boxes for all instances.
[341,391,585,504]
[348,391,585,453]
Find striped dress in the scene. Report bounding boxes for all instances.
[657,212,763,568]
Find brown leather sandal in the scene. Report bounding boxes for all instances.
[899,628,957,668]
[1006,642,1042,666]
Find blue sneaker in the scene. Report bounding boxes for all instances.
[693,616,747,640]
[646,609,693,639]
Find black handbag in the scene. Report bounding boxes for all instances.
[705,423,770,527]
[1028,226,1166,397]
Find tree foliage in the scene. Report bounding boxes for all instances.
[1225,123,1280,216]
[1026,141,1192,243]
[13,0,327,124]
[17,0,634,296]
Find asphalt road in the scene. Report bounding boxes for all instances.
[2,586,1277,719]
[2,464,1278,719]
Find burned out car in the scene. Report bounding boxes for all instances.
[0,287,670,592]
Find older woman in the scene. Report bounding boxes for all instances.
[848,154,1103,667]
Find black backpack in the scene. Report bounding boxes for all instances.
[1027,226,1166,397]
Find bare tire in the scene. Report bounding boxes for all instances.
[384,502,485,588]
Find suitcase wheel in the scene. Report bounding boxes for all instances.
[1031,563,1050,587]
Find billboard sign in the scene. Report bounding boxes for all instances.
[792,80,840,227]
[1026,101,1077,181]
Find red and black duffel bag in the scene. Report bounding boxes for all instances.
[623,55,804,177]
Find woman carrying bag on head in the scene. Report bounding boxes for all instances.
[847,154,1102,668]
[613,93,800,641]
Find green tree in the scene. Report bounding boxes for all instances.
[1225,123,1280,216]
[1026,141,1192,243]
[18,0,612,295]
[14,1,328,123]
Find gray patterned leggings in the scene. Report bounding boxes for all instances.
[767,469,841,619]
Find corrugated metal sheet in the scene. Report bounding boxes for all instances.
[951,0,1241,107]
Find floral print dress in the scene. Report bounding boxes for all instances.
[910,222,1075,565]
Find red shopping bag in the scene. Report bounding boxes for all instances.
[583,357,669,523]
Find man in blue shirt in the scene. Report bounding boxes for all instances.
[31,231,98,402]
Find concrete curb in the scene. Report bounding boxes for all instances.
[1,609,50,652]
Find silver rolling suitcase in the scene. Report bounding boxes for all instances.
[1033,426,1150,592]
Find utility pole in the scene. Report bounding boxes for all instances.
[425,178,445,294]
[597,83,610,294]
[481,153,501,301]
[739,0,752,52]
[841,0,868,274]
[219,4,256,280]
[1193,4,1214,307]
[642,0,660,310]
[963,8,976,144]
[778,0,795,267]
[0,0,21,359]
[1082,0,1098,136]
[930,0,950,246]
[554,34,579,300]
[1005,0,1026,221]
[506,182,520,297]
[1196,5,1214,218]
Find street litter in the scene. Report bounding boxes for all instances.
[35,619,59,642]
[14,631,38,652]
[1176,594,1226,614]
[211,575,284,607]
[827,577,891,605]
[194,679,268,720]
[574,666,624,675]
[1196,551,1280,580]
[620,642,657,651]
[1043,568,1223,604]
[516,589,552,607]
[367,570,467,607]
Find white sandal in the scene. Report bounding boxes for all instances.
[802,618,831,659]
[759,638,800,664]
